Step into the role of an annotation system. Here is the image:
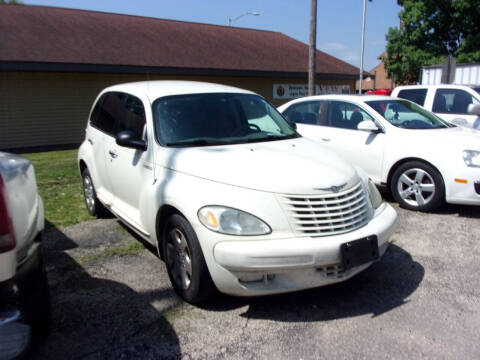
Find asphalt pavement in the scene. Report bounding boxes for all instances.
[30,203,480,360]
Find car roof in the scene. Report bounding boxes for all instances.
[394,84,477,90]
[284,94,392,105]
[102,80,256,100]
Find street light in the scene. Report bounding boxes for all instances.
[228,11,260,26]
[359,0,372,94]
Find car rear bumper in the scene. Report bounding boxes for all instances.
[0,240,43,359]
[0,239,42,310]
[209,203,397,296]
[0,195,44,283]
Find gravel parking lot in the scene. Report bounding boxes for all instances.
[30,203,480,360]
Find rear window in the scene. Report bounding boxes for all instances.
[90,92,125,135]
[432,88,479,114]
[90,92,146,139]
[397,89,427,106]
[282,101,319,125]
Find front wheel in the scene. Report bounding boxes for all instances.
[81,168,108,217]
[162,214,215,303]
[391,161,444,211]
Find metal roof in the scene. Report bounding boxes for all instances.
[0,4,361,77]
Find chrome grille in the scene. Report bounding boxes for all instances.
[280,182,371,236]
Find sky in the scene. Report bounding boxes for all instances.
[22,0,403,71]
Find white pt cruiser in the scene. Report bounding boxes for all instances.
[78,81,397,303]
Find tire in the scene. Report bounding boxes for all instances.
[162,214,215,303]
[22,251,52,346]
[391,161,444,211]
[81,168,108,217]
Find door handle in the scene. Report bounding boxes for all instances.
[88,137,94,145]
[108,150,118,158]
[321,138,331,142]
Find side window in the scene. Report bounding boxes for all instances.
[433,88,478,114]
[397,88,427,106]
[116,94,146,139]
[89,94,105,127]
[283,101,322,125]
[326,101,374,130]
[90,92,124,135]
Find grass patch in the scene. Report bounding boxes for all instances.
[105,241,145,257]
[24,149,93,229]
[76,253,105,267]
[164,307,184,324]
[77,241,145,266]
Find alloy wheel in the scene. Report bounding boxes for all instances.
[396,168,435,207]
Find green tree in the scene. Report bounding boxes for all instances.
[0,0,23,3]
[384,0,480,84]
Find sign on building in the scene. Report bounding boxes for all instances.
[273,84,351,99]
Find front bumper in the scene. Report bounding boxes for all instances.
[209,203,397,296]
[445,168,480,205]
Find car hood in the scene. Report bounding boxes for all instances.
[399,126,480,149]
[156,137,360,194]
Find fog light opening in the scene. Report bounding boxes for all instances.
[474,181,480,195]
[238,273,276,284]
[262,274,276,284]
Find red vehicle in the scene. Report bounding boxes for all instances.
[365,89,392,96]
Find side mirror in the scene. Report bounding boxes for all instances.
[389,103,400,112]
[115,130,147,151]
[357,120,381,133]
[287,120,297,130]
[467,103,480,116]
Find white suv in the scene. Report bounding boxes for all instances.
[77,81,397,303]
[392,84,480,128]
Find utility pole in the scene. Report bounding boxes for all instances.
[308,0,317,96]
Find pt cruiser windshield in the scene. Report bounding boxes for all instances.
[153,93,298,146]
[365,99,450,129]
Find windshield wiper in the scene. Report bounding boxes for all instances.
[165,139,229,147]
[243,134,299,143]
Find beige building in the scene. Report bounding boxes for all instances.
[1,4,362,151]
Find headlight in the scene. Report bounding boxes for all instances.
[368,179,383,209]
[198,206,271,235]
[463,150,480,167]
